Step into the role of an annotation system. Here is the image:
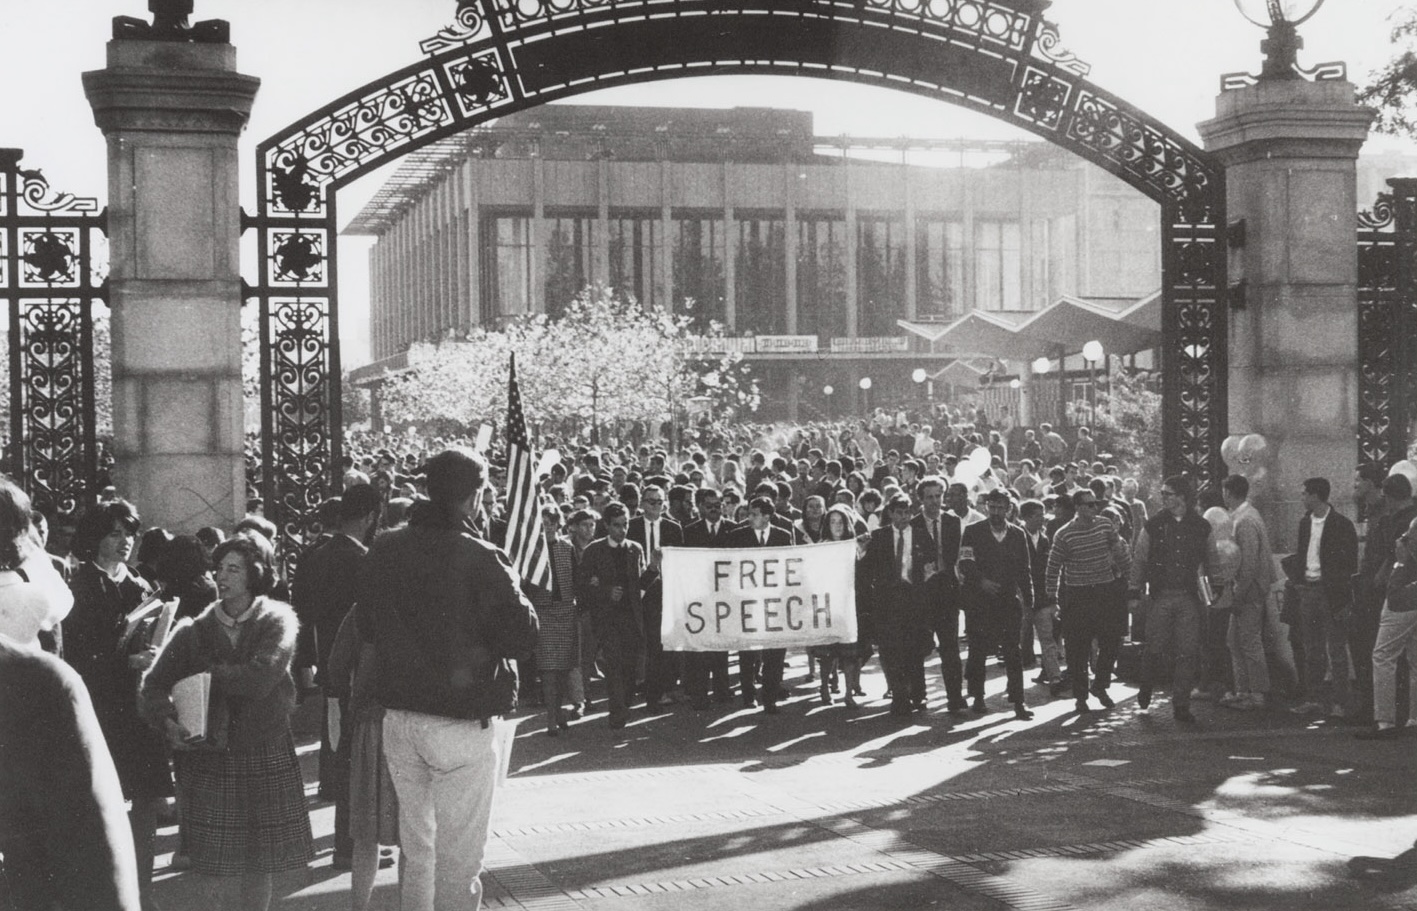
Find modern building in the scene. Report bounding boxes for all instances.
[345,104,1163,420]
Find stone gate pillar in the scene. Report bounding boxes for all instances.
[83,21,259,533]
[1198,78,1373,547]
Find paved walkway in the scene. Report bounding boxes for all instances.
[151,654,1417,910]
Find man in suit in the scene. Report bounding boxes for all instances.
[864,493,937,716]
[1218,474,1277,712]
[681,488,738,708]
[628,483,684,709]
[910,476,965,714]
[290,483,381,865]
[958,489,1035,720]
[575,501,647,729]
[726,497,796,714]
[1281,476,1360,719]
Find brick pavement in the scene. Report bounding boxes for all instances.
[150,654,1417,911]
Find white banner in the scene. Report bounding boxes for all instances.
[661,539,858,651]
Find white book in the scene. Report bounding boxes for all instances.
[171,672,211,744]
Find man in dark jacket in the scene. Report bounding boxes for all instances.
[910,476,965,713]
[864,494,936,717]
[681,488,738,708]
[358,448,538,911]
[627,484,684,709]
[1281,476,1360,718]
[576,501,647,728]
[726,497,795,714]
[958,489,1035,720]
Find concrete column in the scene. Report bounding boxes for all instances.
[83,38,258,534]
[531,154,545,314]
[464,159,482,326]
[1198,77,1374,545]
[723,161,736,330]
[659,159,673,312]
[784,161,799,334]
[845,158,858,338]
[904,164,917,320]
[597,158,610,287]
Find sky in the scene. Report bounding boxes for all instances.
[2,0,1413,366]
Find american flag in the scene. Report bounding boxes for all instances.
[503,354,551,591]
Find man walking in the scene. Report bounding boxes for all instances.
[911,477,965,713]
[1282,477,1359,719]
[682,489,737,708]
[1128,474,1217,723]
[1219,474,1275,711]
[358,449,538,911]
[576,502,647,729]
[865,494,936,716]
[628,485,683,708]
[958,489,1035,720]
[726,497,795,714]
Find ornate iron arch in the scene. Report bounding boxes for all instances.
[249,0,1226,552]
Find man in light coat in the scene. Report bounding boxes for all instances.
[1220,474,1275,711]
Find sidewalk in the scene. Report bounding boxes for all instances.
[151,654,1417,910]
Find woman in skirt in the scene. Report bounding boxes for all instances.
[809,504,871,708]
[140,532,312,911]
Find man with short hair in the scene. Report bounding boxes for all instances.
[946,482,985,528]
[1020,499,1060,686]
[726,498,795,713]
[1039,423,1068,468]
[1281,477,1359,719]
[1219,474,1275,712]
[576,502,647,729]
[1359,509,1417,739]
[682,489,737,707]
[865,494,936,716]
[912,477,965,713]
[958,489,1036,720]
[359,449,538,911]
[628,485,684,709]
[1350,465,1399,722]
[1128,474,1218,723]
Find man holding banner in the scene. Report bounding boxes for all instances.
[864,494,937,717]
[726,497,796,714]
[680,490,738,709]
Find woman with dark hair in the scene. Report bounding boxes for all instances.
[0,476,73,647]
[808,504,870,708]
[135,527,173,588]
[63,499,170,909]
[157,535,218,622]
[140,532,312,910]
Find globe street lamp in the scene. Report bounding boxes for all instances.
[859,375,872,414]
[1232,0,1327,80]
[1082,340,1103,426]
[912,367,929,406]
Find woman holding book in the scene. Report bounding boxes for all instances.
[139,532,313,911]
[63,500,170,909]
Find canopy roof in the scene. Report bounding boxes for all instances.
[899,291,1160,362]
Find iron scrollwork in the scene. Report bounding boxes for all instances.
[1357,182,1417,469]
[1,150,104,517]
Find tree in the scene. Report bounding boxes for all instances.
[1089,362,1161,484]
[378,285,759,441]
[1358,8,1417,136]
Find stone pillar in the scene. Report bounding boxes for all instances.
[1198,78,1373,547]
[83,39,259,534]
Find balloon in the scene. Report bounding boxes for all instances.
[967,446,991,471]
[1390,459,1417,491]
[535,448,561,478]
[1238,433,1269,461]
[952,460,984,487]
[1220,434,1241,468]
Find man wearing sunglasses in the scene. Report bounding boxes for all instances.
[1128,474,1219,723]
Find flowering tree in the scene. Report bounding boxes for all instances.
[378,285,759,440]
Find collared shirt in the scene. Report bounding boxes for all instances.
[894,525,914,582]
[645,517,660,554]
[1306,512,1326,581]
[758,529,769,546]
[215,596,260,646]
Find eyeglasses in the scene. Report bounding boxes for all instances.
[1159,489,1177,497]
[642,498,664,506]
[1077,500,1098,508]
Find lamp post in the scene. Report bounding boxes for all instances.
[912,367,929,408]
[1231,0,1328,80]
[823,384,834,416]
[1031,355,1052,428]
[1082,339,1103,426]
[858,376,872,415]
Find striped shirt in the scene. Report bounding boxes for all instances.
[1044,516,1128,603]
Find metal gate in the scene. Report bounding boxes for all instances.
[0,149,105,517]
[1357,178,1417,470]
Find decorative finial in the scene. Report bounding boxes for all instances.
[112,0,230,43]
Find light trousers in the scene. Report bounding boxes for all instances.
[383,709,501,911]
[1227,594,1270,695]
[1372,605,1417,726]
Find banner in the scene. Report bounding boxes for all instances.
[661,539,858,651]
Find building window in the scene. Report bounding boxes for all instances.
[481,214,533,318]
[916,218,964,320]
[1030,218,1051,307]
[608,215,662,309]
[545,214,597,318]
[857,216,907,336]
[797,217,848,340]
[975,219,1022,311]
[736,216,786,335]
[672,215,726,330]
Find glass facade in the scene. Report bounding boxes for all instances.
[544,214,597,318]
[608,215,662,308]
[856,216,907,336]
[672,215,726,329]
[735,216,786,334]
[481,214,534,318]
[916,217,964,319]
[974,219,1022,311]
[796,217,848,340]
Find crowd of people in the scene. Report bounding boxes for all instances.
[4,407,1417,911]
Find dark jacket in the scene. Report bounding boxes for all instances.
[1026,527,1051,609]
[575,538,646,615]
[627,516,683,603]
[725,524,795,548]
[291,532,368,680]
[958,521,1034,614]
[1283,507,1359,612]
[681,517,739,548]
[357,514,538,722]
[862,523,935,652]
[0,640,140,911]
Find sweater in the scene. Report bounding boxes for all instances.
[138,597,299,752]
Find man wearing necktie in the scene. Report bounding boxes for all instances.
[627,484,684,709]
[909,476,965,714]
[575,502,647,729]
[865,493,935,717]
[681,489,739,708]
[726,497,796,714]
